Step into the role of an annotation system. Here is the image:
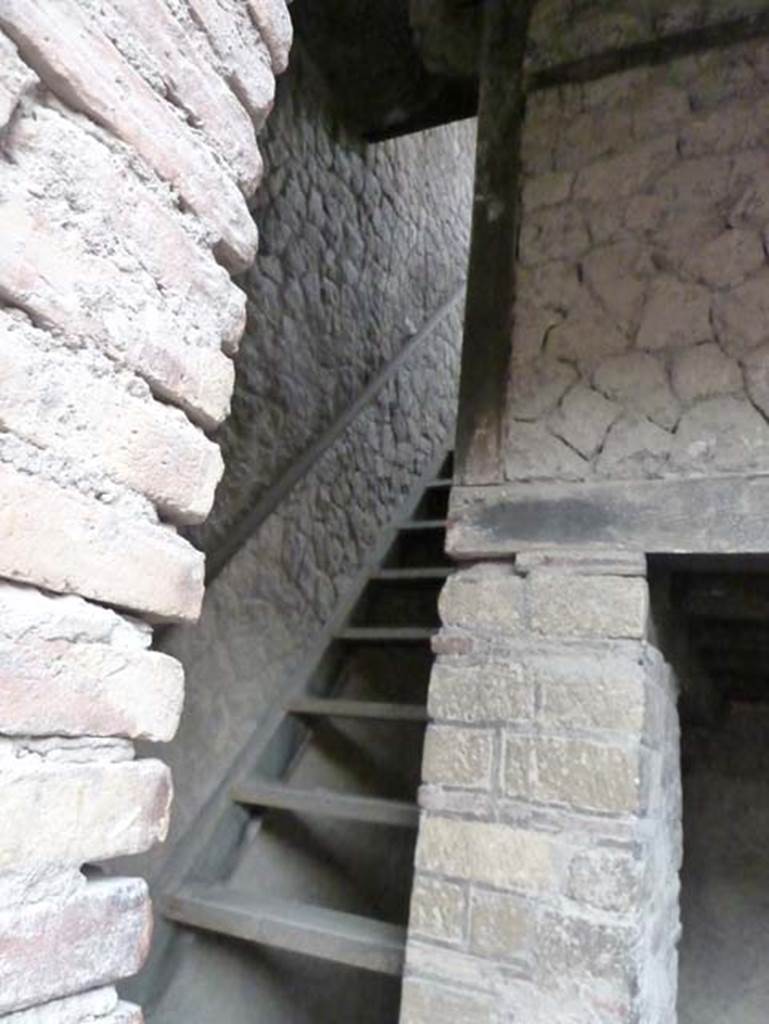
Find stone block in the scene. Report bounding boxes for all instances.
[428,660,534,724]
[0,637,183,741]
[438,565,525,634]
[582,242,649,335]
[522,170,573,212]
[519,204,590,266]
[548,384,619,459]
[0,878,151,1014]
[682,228,765,289]
[596,413,672,479]
[408,876,467,943]
[636,276,712,352]
[104,0,262,194]
[0,313,223,524]
[503,734,532,799]
[422,725,494,790]
[528,572,649,640]
[469,889,536,962]
[504,420,589,483]
[535,910,639,984]
[508,357,578,421]
[670,342,743,404]
[573,135,676,203]
[714,268,769,357]
[0,31,36,130]
[186,0,275,126]
[0,760,171,869]
[416,817,559,893]
[0,201,234,428]
[0,1,258,269]
[400,979,494,1024]
[567,847,642,913]
[0,463,204,621]
[531,737,644,815]
[247,0,292,73]
[593,351,680,429]
[3,987,118,1024]
[669,396,769,474]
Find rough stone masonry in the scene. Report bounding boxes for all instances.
[0,0,289,1020]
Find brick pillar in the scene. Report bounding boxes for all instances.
[401,550,682,1023]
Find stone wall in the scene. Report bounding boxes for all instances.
[506,36,769,485]
[0,1,288,1019]
[402,551,681,1023]
[135,49,475,894]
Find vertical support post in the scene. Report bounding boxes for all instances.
[454,0,534,485]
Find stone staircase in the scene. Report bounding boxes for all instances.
[156,454,454,1022]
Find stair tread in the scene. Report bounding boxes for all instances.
[232,780,420,827]
[165,885,406,976]
[336,626,437,643]
[288,697,428,722]
[372,567,453,582]
[398,519,447,531]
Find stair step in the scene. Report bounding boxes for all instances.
[336,627,437,644]
[372,567,453,582]
[399,519,447,531]
[288,697,428,722]
[165,886,407,976]
[232,781,420,828]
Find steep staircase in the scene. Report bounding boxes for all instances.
[157,454,453,1023]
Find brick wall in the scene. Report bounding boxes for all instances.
[0,1,288,1019]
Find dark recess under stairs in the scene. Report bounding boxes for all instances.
[160,453,454,1021]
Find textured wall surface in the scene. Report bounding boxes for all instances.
[505,36,769,485]
[402,552,681,1024]
[0,0,288,1019]
[195,46,475,555]
[143,51,475,888]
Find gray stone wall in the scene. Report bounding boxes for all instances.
[402,551,681,1023]
[505,36,769,485]
[195,46,475,555]
[140,53,475,880]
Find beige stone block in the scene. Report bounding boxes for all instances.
[247,0,292,73]
[428,660,534,724]
[0,637,183,741]
[532,737,643,815]
[528,572,649,640]
[0,313,223,524]
[0,463,204,621]
[416,817,559,893]
[567,847,642,913]
[0,201,234,428]
[105,0,262,194]
[503,734,532,799]
[0,760,171,869]
[0,878,151,1014]
[0,31,36,129]
[409,876,467,943]
[422,725,494,790]
[469,889,536,961]
[400,979,494,1024]
[438,565,525,633]
[186,0,275,126]
[0,1,257,269]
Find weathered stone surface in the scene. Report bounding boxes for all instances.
[416,817,560,892]
[0,1,258,269]
[567,847,642,913]
[0,31,36,129]
[0,760,171,869]
[0,463,203,621]
[422,725,494,790]
[91,0,262,194]
[0,312,223,524]
[400,979,494,1024]
[548,384,619,459]
[582,242,649,335]
[714,270,769,357]
[531,737,644,815]
[509,357,578,421]
[574,135,677,204]
[682,228,765,288]
[469,889,536,962]
[438,564,525,633]
[247,0,292,74]
[0,636,183,742]
[0,878,151,1014]
[670,342,743,404]
[522,170,573,212]
[636,277,711,352]
[428,661,534,724]
[504,421,589,482]
[2,987,118,1024]
[593,352,680,429]
[181,0,273,130]
[408,877,466,943]
[670,396,769,473]
[528,572,649,640]
[519,204,590,265]
[596,414,672,478]
[0,200,234,428]
[744,343,769,419]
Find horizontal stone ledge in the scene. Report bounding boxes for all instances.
[0,637,183,741]
[447,476,769,558]
[0,463,204,621]
[0,759,171,869]
[0,878,151,1015]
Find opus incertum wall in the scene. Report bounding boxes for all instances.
[0,1,289,1019]
[402,5,769,1024]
